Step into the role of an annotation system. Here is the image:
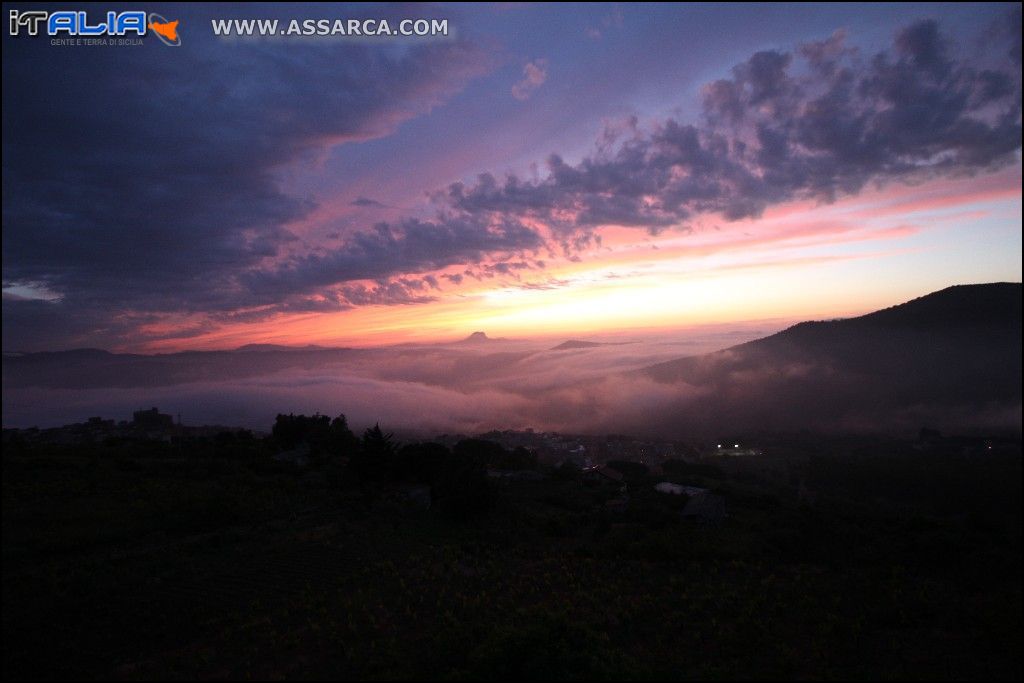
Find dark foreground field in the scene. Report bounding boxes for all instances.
[2,432,1021,680]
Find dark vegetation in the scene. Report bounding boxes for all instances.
[642,283,1023,435]
[2,416,1021,680]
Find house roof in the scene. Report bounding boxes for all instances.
[655,482,708,496]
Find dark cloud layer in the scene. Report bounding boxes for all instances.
[2,17,493,348]
[443,18,1021,240]
[241,215,543,303]
[3,12,1021,350]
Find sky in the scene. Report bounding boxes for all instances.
[2,2,1021,353]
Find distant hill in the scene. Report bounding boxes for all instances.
[2,344,355,389]
[641,283,1022,434]
[550,340,604,350]
[234,343,329,352]
[549,339,634,351]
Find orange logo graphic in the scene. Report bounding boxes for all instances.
[147,14,181,46]
[148,19,178,41]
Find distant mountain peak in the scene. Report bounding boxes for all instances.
[455,331,512,344]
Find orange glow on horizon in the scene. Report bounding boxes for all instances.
[133,167,1021,354]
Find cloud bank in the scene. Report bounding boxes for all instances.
[443,19,1021,244]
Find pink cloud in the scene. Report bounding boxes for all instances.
[511,58,549,100]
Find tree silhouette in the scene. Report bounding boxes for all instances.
[327,414,358,455]
[433,448,495,519]
[362,423,394,455]
[351,423,396,480]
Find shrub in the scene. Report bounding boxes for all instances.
[466,610,634,680]
[433,451,496,520]
[606,460,648,481]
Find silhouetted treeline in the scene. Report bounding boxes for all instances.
[271,412,358,455]
[3,413,1021,680]
[270,414,538,519]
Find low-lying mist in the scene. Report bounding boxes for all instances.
[1,326,762,436]
[4,292,1021,440]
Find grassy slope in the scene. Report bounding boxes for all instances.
[2,439,1021,680]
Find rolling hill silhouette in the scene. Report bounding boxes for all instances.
[550,340,603,350]
[641,283,1022,434]
[3,283,1019,435]
[1,345,357,389]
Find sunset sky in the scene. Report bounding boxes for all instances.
[3,2,1021,352]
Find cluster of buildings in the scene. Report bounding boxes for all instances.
[914,428,1016,455]
[441,429,697,467]
[2,407,248,446]
[708,442,764,457]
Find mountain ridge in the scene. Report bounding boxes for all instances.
[639,282,1021,435]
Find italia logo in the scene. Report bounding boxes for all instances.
[147,13,180,46]
[8,9,181,45]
